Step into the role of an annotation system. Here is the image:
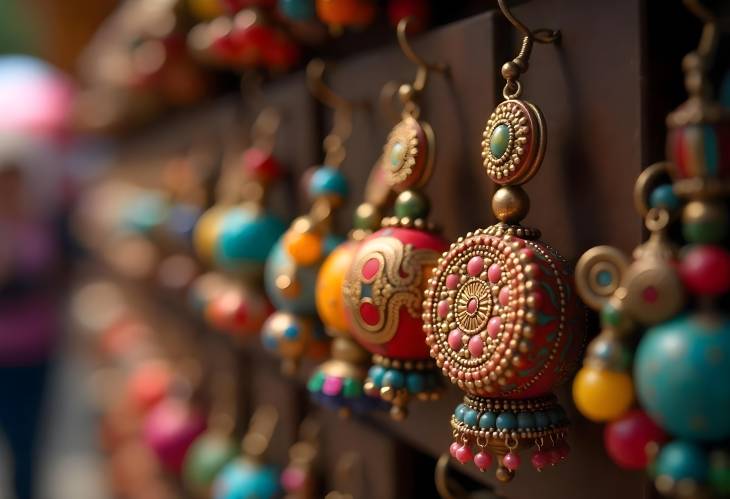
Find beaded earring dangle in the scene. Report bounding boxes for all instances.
[422,2,586,481]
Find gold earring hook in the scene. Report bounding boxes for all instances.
[497,0,560,44]
[397,17,448,93]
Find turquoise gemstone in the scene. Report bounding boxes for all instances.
[655,440,709,482]
[517,412,536,429]
[389,140,406,170]
[496,412,517,430]
[382,369,405,389]
[489,124,510,159]
[123,191,168,233]
[534,411,549,428]
[406,372,425,394]
[635,313,730,441]
[455,404,467,422]
[278,0,314,20]
[308,166,349,201]
[479,412,496,429]
[649,184,680,212]
[368,366,385,387]
[283,324,299,339]
[596,270,613,287]
[463,409,479,427]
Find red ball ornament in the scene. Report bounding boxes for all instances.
[126,360,173,414]
[344,227,448,359]
[680,244,730,296]
[242,147,281,184]
[604,409,668,470]
[205,284,273,337]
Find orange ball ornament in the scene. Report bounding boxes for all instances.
[283,227,323,265]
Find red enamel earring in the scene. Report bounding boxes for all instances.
[342,18,449,420]
[422,3,585,481]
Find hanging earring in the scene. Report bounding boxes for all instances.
[212,405,282,499]
[341,18,449,420]
[423,2,585,481]
[573,2,730,495]
[262,59,352,374]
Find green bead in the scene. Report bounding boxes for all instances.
[307,371,325,392]
[601,301,623,329]
[389,140,406,170]
[683,220,728,244]
[342,377,362,398]
[394,190,430,219]
[710,452,730,494]
[489,124,510,159]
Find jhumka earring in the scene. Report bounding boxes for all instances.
[422,2,585,481]
[572,2,730,496]
[342,17,449,420]
[262,59,352,373]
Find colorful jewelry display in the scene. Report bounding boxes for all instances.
[572,5,730,495]
[342,19,448,420]
[422,5,585,481]
[261,60,351,373]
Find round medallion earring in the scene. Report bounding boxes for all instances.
[342,17,449,420]
[422,2,586,481]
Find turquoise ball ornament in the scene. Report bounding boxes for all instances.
[308,166,348,204]
[123,191,169,234]
[216,207,286,276]
[278,0,315,20]
[655,440,709,484]
[212,458,280,499]
[264,234,344,314]
[635,313,730,441]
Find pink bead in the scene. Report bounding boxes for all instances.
[437,300,449,318]
[487,316,502,338]
[499,287,510,305]
[449,442,460,458]
[531,451,550,470]
[446,274,460,290]
[467,256,485,277]
[322,376,343,396]
[455,444,473,464]
[473,451,493,470]
[558,443,571,460]
[487,263,501,283]
[503,452,521,470]
[468,335,484,357]
[448,329,463,351]
[281,466,307,492]
[680,245,730,296]
[548,449,562,465]
[466,298,478,314]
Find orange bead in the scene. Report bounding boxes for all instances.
[283,229,323,265]
[316,0,375,27]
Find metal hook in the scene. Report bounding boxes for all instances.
[306,58,353,113]
[396,17,448,93]
[497,0,560,44]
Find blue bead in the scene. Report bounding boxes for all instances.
[454,404,467,422]
[517,412,536,429]
[308,166,348,201]
[406,372,425,394]
[496,412,517,430]
[650,184,680,212]
[368,366,385,387]
[656,440,709,482]
[212,458,280,499]
[479,412,496,429]
[534,411,550,428]
[278,0,315,20]
[635,313,730,441]
[382,369,405,389]
[596,269,613,287]
[463,409,479,428]
[283,324,299,339]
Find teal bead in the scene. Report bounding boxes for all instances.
[489,123,510,159]
[382,369,405,389]
[212,458,280,499]
[406,372,425,394]
[635,313,730,441]
[217,208,286,271]
[534,411,549,428]
[496,412,517,430]
[596,269,613,286]
[479,412,496,429]
[463,409,479,427]
[650,184,680,212]
[308,166,348,202]
[123,191,168,234]
[600,301,624,329]
[517,412,536,429]
[278,0,314,20]
[455,404,467,422]
[655,440,708,483]
[368,366,386,387]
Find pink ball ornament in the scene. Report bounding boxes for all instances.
[604,409,668,470]
[680,245,730,296]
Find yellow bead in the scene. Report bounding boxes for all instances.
[283,229,323,265]
[572,366,634,422]
[193,205,226,265]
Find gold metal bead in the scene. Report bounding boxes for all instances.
[491,186,530,223]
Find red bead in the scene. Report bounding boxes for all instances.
[503,451,521,470]
[473,451,493,470]
[449,442,460,458]
[531,451,550,470]
[242,147,280,183]
[680,245,730,296]
[604,409,668,470]
[455,444,473,464]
